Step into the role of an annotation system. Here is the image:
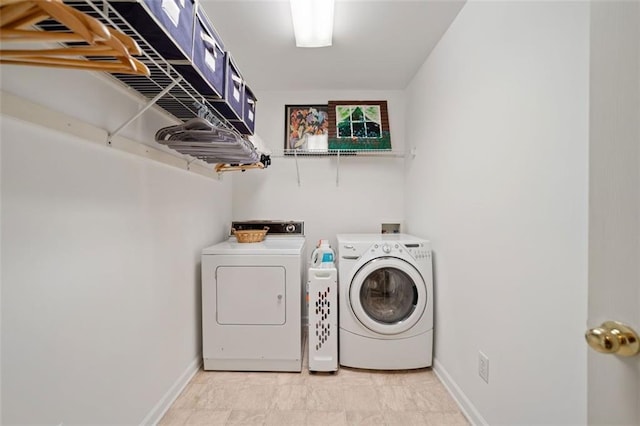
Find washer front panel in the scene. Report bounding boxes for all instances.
[349,257,427,335]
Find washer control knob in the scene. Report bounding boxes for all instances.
[285,224,296,233]
[382,244,392,254]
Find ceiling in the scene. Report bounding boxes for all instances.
[199,0,466,91]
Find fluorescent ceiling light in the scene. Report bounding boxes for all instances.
[290,0,335,48]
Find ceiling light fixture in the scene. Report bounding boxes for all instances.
[289,0,335,48]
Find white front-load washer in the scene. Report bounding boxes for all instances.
[337,234,433,370]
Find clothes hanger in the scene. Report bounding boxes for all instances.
[0,55,149,75]
[0,2,45,28]
[0,0,149,75]
[1,0,95,41]
[0,0,142,71]
[215,163,265,173]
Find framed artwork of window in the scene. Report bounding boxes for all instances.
[328,100,391,150]
[284,104,329,152]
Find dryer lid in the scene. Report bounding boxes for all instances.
[202,237,305,255]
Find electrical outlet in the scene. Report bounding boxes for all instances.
[478,351,489,383]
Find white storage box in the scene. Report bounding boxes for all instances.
[307,266,338,372]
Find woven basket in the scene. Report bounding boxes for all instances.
[231,226,269,243]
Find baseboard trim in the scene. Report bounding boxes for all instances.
[140,356,202,426]
[433,358,488,426]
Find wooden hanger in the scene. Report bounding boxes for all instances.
[215,162,265,173]
[0,0,149,75]
[0,55,149,75]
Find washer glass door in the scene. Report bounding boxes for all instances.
[350,257,426,335]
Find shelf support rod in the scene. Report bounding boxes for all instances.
[294,149,301,186]
[107,78,182,144]
[336,149,340,187]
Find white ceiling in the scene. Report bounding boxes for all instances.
[199,0,466,91]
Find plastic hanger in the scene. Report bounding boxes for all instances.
[0,0,149,75]
[155,118,267,168]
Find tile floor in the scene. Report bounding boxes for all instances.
[160,340,469,426]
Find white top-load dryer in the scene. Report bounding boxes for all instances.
[337,233,433,370]
[202,221,305,371]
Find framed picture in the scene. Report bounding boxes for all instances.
[328,100,391,150]
[284,104,329,152]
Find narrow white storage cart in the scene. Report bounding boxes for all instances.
[308,266,338,373]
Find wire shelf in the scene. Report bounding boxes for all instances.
[35,0,236,132]
[280,149,405,158]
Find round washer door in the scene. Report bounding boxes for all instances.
[349,257,427,335]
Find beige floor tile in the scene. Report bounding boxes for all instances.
[342,385,382,411]
[337,367,374,386]
[230,385,278,410]
[423,411,470,425]
[199,385,242,410]
[398,368,439,387]
[345,410,386,425]
[226,410,267,425]
[383,410,427,426]
[273,384,308,410]
[377,385,419,412]
[306,371,339,386]
[306,385,346,411]
[190,370,213,384]
[158,408,192,425]
[430,387,461,413]
[264,410,307,425]
[369,370,406,386]
[412,387,460,413]
[208,371,249,386]
[275,371,308,385]
[245,372,281,385]
[305,410,347,426]
[172,383,208,409]
[184,409,230,425]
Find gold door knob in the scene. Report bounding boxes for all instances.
[585,321,640,357]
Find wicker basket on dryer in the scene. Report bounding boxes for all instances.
[231,226,269,243]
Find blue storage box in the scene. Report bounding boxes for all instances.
[231,85,257,135]
[210,54,244,122]
[109,0,195,60]
[174,12,225,97]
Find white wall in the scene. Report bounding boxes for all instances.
[1,68,232,424]
[234,89,406,254]
[404,2,589,425]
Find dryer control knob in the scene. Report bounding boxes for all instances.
[382,244,392,254]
